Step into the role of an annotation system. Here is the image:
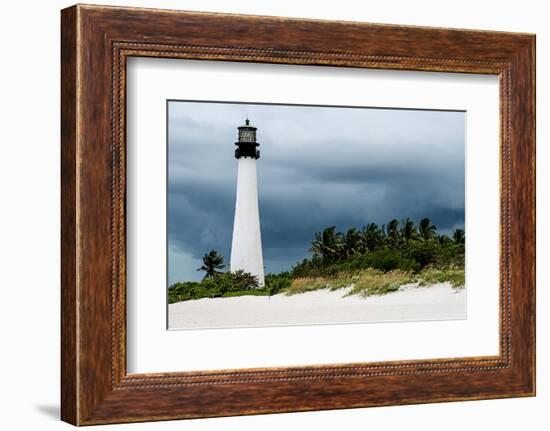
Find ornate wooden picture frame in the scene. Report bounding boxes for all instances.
[61,4,535,426]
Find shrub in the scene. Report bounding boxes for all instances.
[406,240,439,269]
[362,248,417,272]
[168,281,211,303]
[219,270,259,291]
[435,243,465,267]
[291,257,324,278]
[168,270,260,303]
[265,272,292,296]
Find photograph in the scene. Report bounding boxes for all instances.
[167,100,466,329]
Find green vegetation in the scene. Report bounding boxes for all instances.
[168,217,465,303]
[168,271,293,304]
[168,270,259,303]
[197,249,225,279]
[286,267,464,298]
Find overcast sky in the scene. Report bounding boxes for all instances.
[167,101,465,284]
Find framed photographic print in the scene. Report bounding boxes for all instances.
[164,100,467,330]
[61,4,535,426]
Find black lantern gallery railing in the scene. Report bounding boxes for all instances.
[235,148,260,159]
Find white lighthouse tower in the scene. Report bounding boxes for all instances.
[230,119,265,287]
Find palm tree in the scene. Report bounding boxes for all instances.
[386,219,400,247]
[452,228,465,244]
[309,226,343,262]
[400,217,417,241]
[342,227,362,257]
[386,219,400,238]
[197,249,225,280]
[437,234,452,245]
[419,218,437,240]
[380,223,387,243]
[361,222,383,252]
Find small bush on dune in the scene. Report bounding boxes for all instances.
[218,270,259,292]
[265,272,292,296]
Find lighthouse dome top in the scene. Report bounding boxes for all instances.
[238,118,257,130]
[235,118,260,159]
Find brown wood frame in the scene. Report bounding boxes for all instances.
[61,4,536,426]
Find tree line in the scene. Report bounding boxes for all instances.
[293,217,464,277]
[309,217,464,262]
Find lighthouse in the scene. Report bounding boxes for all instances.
[230,119,265,287]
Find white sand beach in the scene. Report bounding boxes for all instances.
[168,282,466,329]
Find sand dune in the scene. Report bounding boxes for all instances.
[168,282,466,330]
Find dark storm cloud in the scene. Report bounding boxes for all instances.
[167,101,465,283]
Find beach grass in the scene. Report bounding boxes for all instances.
[414,267,465,288]
[285,267,464,298]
